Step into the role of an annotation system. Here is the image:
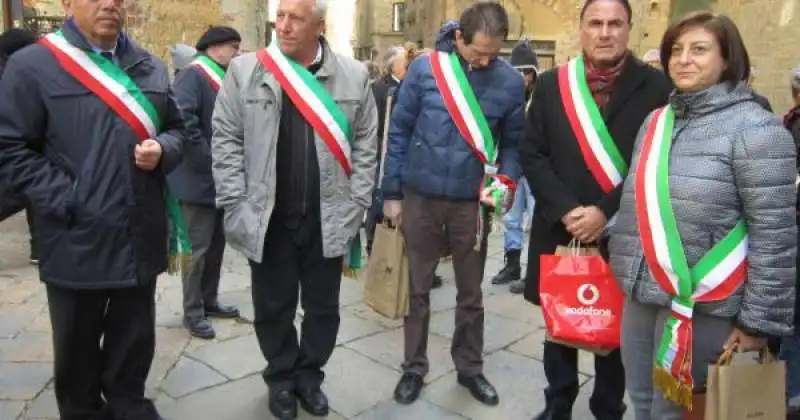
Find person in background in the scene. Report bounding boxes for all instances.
[211,0,378,417]
[362,59,379,80]
[0,0,186,417]
[491,38,537,294]
[641,48,661,69]
[169,43,198,77]
[0,28,39,264]
[781,65,800,419]
[747,66,773,112]
[520,0,671,418]
[383,1,524,407]
[367,43,444,289]
[167,26,242,340]
[610,12,796,419]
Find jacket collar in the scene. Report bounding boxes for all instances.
[61,18,147,70]
[602,53,650,122]
[260,36,337,88]
[669,81,753,119]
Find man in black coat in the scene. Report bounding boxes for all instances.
[519,0,671,419]
[167,26,242,340]
[0,2,184,418]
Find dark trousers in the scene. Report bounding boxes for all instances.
[250,215,343,391]
[180,204,225,319]
[47,281,159,420]
[543,341,626,419]
[401,189,488,377]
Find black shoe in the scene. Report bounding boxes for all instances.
[394,372,424,404]
[533,406,572,420]
[183,317,215,340]
[296,387,329,416]
[269,389,297,419]
[457,374,499,406]
[491,250,521,285]
[509,278,526,294]
[432,274,444,289]
[204,303,240,318]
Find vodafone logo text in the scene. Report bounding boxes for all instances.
[577,284,600,305]
[562,284,612,317]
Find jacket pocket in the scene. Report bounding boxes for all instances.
[335,99,361,123]
[140,87,169,118]
[223,201,258,253]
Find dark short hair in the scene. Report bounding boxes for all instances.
[660,11,750,84]
[459,1,509,44]
[580,0,632,24]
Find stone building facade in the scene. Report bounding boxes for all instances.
[10,0,269,63]
[357,0,797,112]
[353,0,406,60]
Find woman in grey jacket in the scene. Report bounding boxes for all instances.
[609,12,797,419]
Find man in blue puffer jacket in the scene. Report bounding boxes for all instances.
[382,1,524,406]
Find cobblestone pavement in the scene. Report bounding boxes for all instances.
[0,213,631,420]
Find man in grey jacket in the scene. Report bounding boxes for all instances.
[211,0,378,418]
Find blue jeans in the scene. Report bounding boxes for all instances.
[781,333,800,401]
[503,177,535,252]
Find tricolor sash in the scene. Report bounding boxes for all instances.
[191,55,225,91]
[40,30,192,274]
[256,43,354,176]
[558,56,628,193]
[256,41,362,274]
[430,51,516,244]
[634,105,748,410]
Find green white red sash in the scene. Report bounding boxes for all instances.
[558,55,627,193]
[256,43,354,176]
[430,51,515,226]
[191,55,224,91]
[257,40,362,274]
[634,105,748,410]
[39,30,192,274]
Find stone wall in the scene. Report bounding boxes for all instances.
[398,0,671,65]
[26,0,268,64]
[354,0,405,59]
[712,0,799,113]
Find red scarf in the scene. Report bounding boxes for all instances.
[584,52,629,110]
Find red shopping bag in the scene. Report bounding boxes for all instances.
[539,242,623,351]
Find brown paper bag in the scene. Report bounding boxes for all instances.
[364,222,409,319]
[544,240,613,356]
[703,346,786,420]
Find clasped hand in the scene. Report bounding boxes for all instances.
[562,206,607,243]
[134,139,163,171]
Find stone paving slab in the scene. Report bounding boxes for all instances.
[0,361,52,400]
[156,374,348,420]
[160,356,229,399]
[187,334,264,380]
[0,400,26,420]
[1,213,613,420]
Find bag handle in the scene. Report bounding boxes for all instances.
[566,237,583,256]
[715,343,775,366]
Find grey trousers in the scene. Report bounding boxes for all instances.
[621,298,733,420]
[181,204,226,319]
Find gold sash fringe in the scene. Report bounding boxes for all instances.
[654,367,693,410]
[167,253,192,275]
